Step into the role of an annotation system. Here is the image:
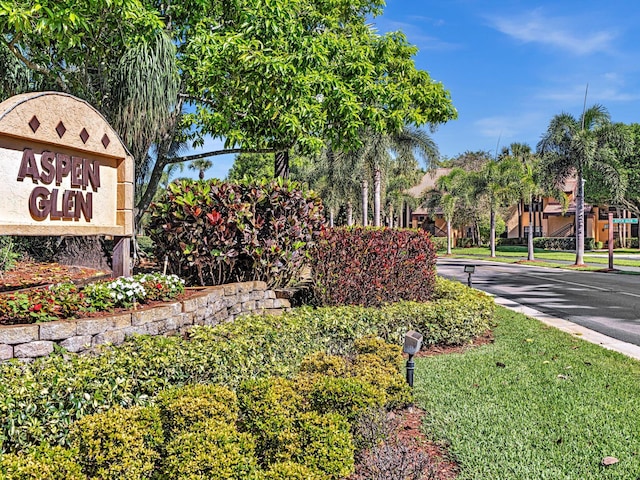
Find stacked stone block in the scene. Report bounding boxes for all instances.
[0,281,290,361]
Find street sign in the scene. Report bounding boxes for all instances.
[613,218,639,224]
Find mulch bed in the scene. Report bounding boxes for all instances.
[0,261,110,293]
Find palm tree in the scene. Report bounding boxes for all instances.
[434,168,468,254]
[188,159,214,180]
[472,157,523,257]
[359,126,439,227]
[537,105,631,265]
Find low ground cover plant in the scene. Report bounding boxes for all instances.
[0,273,184,324]
[0,277,492,453]
[0,338,409,479]
[310,227,437,307]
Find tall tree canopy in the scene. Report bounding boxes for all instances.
[1,0,456,228]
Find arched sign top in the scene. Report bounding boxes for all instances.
[0,92,134,242]
[0,92,130,160]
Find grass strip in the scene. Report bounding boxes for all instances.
[414,306,640,479]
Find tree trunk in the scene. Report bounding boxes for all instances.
[329,208,334,227]
[275,150,289,178]
[373,168,381,227]
[389,204,394,228]
[528,198,535,261]
[347,201,353,226]
[361,180,368,226]
[490,208,496,257]
[447,219,452,255]
[406,203,411,228]
[53,236,111,271]
[576,175,585,265]
[518,200,523,240]
[538,199,543,235]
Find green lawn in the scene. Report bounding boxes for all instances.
[414,306,640,480]
[447,246,640,269]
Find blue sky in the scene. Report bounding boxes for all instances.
[378,0,640,161]
[190,0,640,178]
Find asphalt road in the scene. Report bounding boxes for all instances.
[437,257,640,347]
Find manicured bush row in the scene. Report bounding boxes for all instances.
[496,237,525,246]
[532,236,599,251]
[147,178,324,288]
[0,278,493,453]
[310,227,437,307]
[456,238,475,248]
[428,236,448,251]
[1,339,407,479]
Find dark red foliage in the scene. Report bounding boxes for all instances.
[147,178,324,287]
[310,227,437,307]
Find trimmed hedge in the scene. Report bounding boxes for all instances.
[4,336,405,479]
[429,236,448,251]
[0,445,84,480]
[70,405,163,480]
[532,237,599,251]
[310,227,437,307]
[0,278,493,453]
[496,237,525,246]
[147,178,324,288]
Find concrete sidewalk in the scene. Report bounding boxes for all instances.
[493,296,640,361]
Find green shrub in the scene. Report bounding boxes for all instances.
[298,351,350,377]
[237,377,306,464]
[496,237,524,246]
[351,354,412,407]
[310,227,437,307]
[0,444,85,480]
[354,335,404,367]
[307,376,384,420]
[161,420,259,480]
[0,279,493,453]
[260,461,323,480]
[456,237,474,248]
[294,411,354,479]
[156,383,238,438]
[429,236,448,251]
[0,236,20,272]
[147,178,324,288]
[70,405,163,480]
[532,237,599,251]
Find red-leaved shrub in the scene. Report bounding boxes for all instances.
[309,227,437,307]
[147,178,324,287]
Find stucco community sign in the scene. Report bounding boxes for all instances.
[0,92,134,276]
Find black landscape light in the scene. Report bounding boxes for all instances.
[464,264,475,287]
[403,330,423,388]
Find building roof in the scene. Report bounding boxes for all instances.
[406,168,453,198]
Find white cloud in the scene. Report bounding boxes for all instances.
[373,18,461,51]
[488,9,617,56]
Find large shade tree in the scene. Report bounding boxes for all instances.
[537,105,631,265]
[179,0,456,178]
[2,0,456,232]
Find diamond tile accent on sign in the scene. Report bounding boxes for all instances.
[29,116,40,133]
[101,133,111,148]
[56,121,66,138]
[80,128,90,144]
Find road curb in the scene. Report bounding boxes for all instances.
[492,296,640,361]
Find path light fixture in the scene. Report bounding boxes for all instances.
[403,330,423,388]
[464,264,475,287]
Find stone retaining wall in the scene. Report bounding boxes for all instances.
[0,281,290,361]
